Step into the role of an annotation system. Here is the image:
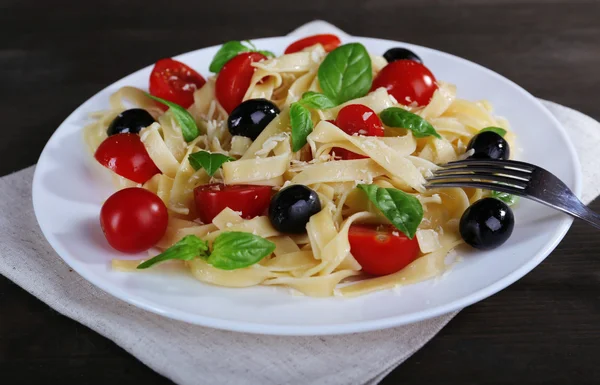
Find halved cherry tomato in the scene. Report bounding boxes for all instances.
[371,60,437,106]
[194,183,272,224]
[348,224,420,276]
[94,133,160,184]
[332,148,368,160]
[332,105,384,160]
[335,104,384,136]
[215,52,267,114]
[149,58,206,110]
[284,34,341,54]
[100,188,168,253]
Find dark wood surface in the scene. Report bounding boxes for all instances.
[1,0,599,384]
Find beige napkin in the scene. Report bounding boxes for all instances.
[1,100,598,385]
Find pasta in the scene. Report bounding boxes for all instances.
[86,38,515,297]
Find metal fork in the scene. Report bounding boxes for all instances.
[424,159,600,230]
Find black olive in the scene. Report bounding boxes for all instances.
[466,131,510,160]
[383,47,422,64]
[228,99,280,140]
[107,108,155,136]
[459,197,514,250]
[269,185,321,233]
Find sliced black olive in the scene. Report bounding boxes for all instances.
[459,197,514,250]
[467,131,510,160]
[227,99,280,140]
[107,108,155,136]
[383,47,422,63]
[268,185,321,233]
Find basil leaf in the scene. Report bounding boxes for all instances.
[145,93,199,142]
[491,190,519,206]
[137,235,209,269]
[258,50,276,58]
[209,41,274,73]
[357,184,423,239]
[209,41,250,73]
[480,126,507,137]
[188,150,234,177]
[380,107,441,139]
[299,91,336,110]
[290,102,314,152]
[243,40,257,50]
[207,232,275,270]
[318,43,372,105]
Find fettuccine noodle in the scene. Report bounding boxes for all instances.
[88,42,513,297]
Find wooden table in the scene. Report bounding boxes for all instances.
[2,1,599,383]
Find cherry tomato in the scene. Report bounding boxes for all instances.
[215,52,267,114]
[94,133,160,184]
[284,34,341,54]
[332,148,368,160]
[194,183,272,224]
[335,104,384,136]
[149,58,206,110]
[371,60,437,106]
[100,188,168,253]
[348,224,420,276]
[332,105,384,160]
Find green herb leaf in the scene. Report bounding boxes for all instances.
[209,41,250,73]
[357,184,423,239]
[491,190,519,206]
[243,40,257,50]
[480,126,507,137]
[258,50,276,58]
[145,93,199,142]
[290,102,314,152]
[137,235,209,269]
[207,232,275,270]
[209,41,274,73]
[298,91,337,110]
[318,43,372,105]
[188,150,234,177]
[379,107,441,139]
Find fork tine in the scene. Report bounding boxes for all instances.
[424,181,526,195]
[445,159,536,171]
[427,173,528,188]
[433,166,532,181]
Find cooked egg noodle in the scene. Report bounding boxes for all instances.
[86,47,513,296]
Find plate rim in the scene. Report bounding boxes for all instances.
[31,21,582,335]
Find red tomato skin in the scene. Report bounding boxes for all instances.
[335,104,384,136]
[149,58,206,110]
[348,224,420,276]
[332,105,384,160]
[332,148,368,160]
[215,52,267,114]
[284,34,341,54]
[371,60,438,106]
[100,188,168,253]
[94,133,160,184]
[193,184,272,224]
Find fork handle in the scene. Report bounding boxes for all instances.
[531,193,600,230]
[570,202,600,230]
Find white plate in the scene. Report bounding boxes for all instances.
[32,21,581,335]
